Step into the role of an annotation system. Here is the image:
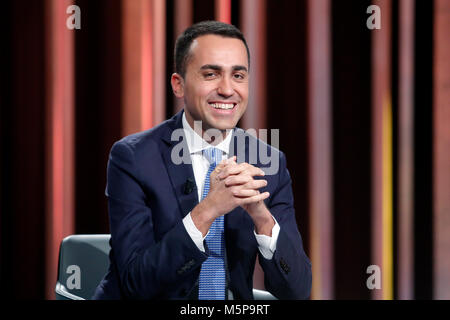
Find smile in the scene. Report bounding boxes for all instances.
[209,103,236,110]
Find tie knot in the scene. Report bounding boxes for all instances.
[203,147,222,165]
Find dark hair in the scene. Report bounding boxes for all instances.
[174,20,250,78]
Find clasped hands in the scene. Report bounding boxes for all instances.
[191,156,275,237]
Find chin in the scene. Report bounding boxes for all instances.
[208,120,238,131]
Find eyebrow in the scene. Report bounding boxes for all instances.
[200,64,248,72]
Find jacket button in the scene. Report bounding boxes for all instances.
[279,258,290,274]
[187,259,195,268]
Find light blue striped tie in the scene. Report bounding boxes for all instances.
[198,147,226,300]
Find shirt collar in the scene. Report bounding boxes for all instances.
[182,110,233,156]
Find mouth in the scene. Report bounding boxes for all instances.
[209,102,236,110]
[208,102,237,114]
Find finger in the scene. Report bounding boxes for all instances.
[225,174,267,189]
[237,191,270,205]
[242,179,268,190]
[219,162,265,180]
[232,188,260,198]
[218,162,244,179]
[238,163,265,177]
[249,166,266,177]
[212,157,234,177]
[224,174,252,187]
[216,157,231,169]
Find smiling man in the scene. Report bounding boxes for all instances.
[93,21,311,300]
[172,33,248,133]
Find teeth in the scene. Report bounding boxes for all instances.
[210,103,234,110]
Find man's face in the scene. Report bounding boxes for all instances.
[173,34,249,135]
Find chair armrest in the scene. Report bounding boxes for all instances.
[253,288,277,300]
[55,282,85,300]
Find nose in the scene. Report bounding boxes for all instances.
[217,76,234,97]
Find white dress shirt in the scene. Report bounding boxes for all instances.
[181,111,280,260]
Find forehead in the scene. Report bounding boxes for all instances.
[187,34,249,69]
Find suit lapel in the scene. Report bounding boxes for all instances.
[160,111,199,218]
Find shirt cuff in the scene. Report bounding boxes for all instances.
[254,216,280,260]
[182,212,207,252]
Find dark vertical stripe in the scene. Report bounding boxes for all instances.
[332,0,372,299]
[193,0,215,22]
[413,0,433,300]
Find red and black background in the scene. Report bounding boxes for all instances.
[1,0,449,300]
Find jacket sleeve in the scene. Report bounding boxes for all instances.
[106,140,207,299]
[258,151,312,300]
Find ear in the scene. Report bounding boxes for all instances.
[171,73,185,98]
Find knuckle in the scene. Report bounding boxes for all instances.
[239,163,248,170]
[254,180,263,187]
[246,181,256,189]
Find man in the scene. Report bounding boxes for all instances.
[93,21,311,300]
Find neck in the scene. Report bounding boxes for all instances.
[185,111,230,145]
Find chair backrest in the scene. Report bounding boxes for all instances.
[55,234,111,300]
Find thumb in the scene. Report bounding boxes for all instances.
[212,156,235,179]
[217,155,236,168]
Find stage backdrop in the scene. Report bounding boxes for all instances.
[1,0,449,300]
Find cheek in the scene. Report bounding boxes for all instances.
[184,86,214,116]
[185,84,203,102]
[194,86,216,105]
[236,84,249,100]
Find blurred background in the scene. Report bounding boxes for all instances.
[1,0,449,300]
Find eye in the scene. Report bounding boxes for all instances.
[203,71,218,79]
[233,73,246,81]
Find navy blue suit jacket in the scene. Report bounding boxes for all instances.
[93,110,311,300]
